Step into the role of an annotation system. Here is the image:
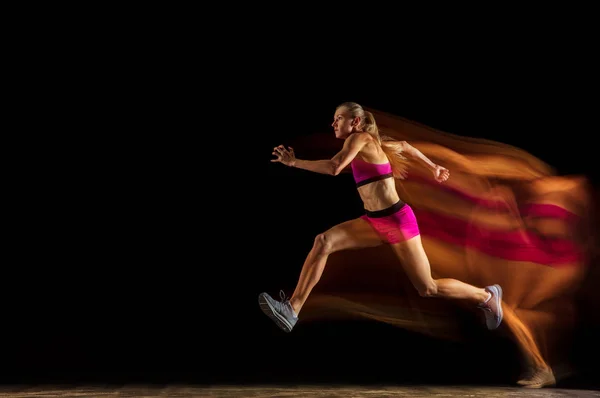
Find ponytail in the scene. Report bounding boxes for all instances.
[338,101,410,179]
[381,136,410,180]
[362,111,379,138]
[363,111,409,179]
[364,111,409,178]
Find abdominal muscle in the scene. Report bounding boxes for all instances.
[357,178,401,212]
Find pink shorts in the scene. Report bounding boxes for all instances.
[360,201,420,244]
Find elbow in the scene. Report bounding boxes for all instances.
[331,161,343,176]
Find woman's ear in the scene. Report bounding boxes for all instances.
[351,116,361,127]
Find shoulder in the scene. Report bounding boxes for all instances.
[346,132,371,145]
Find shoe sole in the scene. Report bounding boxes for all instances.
[258,293,293,333]
[519,368,556,388]
[490,284,503,330]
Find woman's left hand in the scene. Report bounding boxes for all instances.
[433,165,450,183]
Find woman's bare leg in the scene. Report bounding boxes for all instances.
[290,217,383,315]
[258,217,383,332]
[390,234,489,305]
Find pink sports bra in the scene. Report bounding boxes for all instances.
[350,157,393,187]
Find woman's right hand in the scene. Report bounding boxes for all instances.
[271,145,296,167]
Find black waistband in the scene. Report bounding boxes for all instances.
[364,200,406,218]
[356,172,394,188]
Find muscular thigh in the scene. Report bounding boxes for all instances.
[324,217,384,252]
[390,235,433,286]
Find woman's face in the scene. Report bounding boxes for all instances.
[331,107,357,139]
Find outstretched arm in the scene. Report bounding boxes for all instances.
[397,141,450,183]
[272,134,368,176]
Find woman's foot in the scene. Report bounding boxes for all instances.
[517,367,556,388]
[477,284,503,330]
[258,290,298,333]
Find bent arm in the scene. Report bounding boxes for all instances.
[293,134,368,176]
[292,159,337,175]
[397,141,437,171]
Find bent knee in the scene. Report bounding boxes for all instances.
[313,232,335,255]
[417,281,438,298]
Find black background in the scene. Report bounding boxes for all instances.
[6,17,599,390]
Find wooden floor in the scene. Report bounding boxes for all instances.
[0,385,598,397]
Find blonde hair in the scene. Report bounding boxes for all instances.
[337,102,409,178]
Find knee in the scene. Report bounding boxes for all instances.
[313,232,334,255]
[417,280,438,298]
